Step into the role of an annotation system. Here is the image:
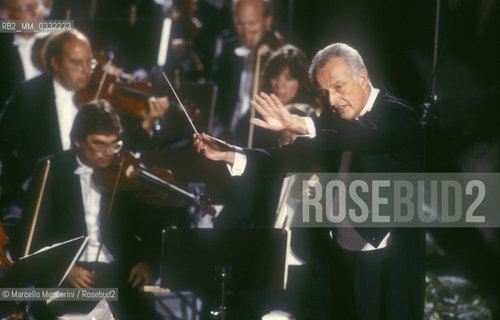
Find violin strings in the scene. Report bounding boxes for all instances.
[161,72,199,136]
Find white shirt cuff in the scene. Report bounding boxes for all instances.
[226,146,247,176]
[298,117,316,138]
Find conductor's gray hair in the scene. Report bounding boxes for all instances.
[309,43,368,87]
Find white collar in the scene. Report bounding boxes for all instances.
[12,34,36,47]
[53,77,74,98]
[234,46,251,57]
[74,154,94,175]
[356,84,379,119]
[12,32,48,46]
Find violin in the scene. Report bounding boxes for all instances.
[0,222,13,269]
[75,51,202,121]
[0,221,23,320]
[74,51,153,118]
[92,150,216,215]
[259,29,285,52]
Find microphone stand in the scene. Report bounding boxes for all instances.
[421,0,441,171]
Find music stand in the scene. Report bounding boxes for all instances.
[0,236,87,318]
[1,236,87,288]
[160,228,287,292]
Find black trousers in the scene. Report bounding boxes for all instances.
[329,229,426,320]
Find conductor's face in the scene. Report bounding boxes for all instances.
[234,0,272,49]
[51,38,93,92]
[74,134,121,168]
[315,57,369,119]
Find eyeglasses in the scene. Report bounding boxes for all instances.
[89,140,123,154]
[67,58,98,71]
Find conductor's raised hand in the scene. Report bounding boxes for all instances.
[193,133,235,165]
[250,92,308,135]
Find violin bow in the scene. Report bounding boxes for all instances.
[247,44,270,148]
[93,154,127,271]
[93,56,113,102]
[24,159,51,257]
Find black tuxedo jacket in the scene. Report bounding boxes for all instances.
[242,90,425,247]
[0,73,62,185]
[0,34,46,112]
[0,73,151,187]
[0,34,24,111]
[23,150,155,270]
[213,36,245,128]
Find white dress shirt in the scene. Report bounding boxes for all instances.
[74,156,115,263]
[229,47,253,134]
[53,79,79,150]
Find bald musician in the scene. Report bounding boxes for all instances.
[0,31,169,247]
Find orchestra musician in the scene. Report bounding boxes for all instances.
[0,0,48,111]
[0,30,169,252]
[212,0,282,145]
[22,101,162,319]
[209,44,321,228]
[258,44,321,148]
[0,29,169,189]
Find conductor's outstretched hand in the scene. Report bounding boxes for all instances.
[250,92,308,135]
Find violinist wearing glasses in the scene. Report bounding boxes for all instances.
[0,31,168,246]
[0,30,169,189]
[22,101,161,319]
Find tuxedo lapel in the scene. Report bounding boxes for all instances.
[41,77,63,152]
[7,37,25,81]
[58,152,87,233]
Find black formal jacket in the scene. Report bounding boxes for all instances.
[213,36,245,130]
[0,73,62,186]
[0,34,24,112]
[0,34,46,111]
[0,73,153,189]
[241,90,425,247]
[22,149,158,272]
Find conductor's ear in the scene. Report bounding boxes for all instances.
[358,69,368,86]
